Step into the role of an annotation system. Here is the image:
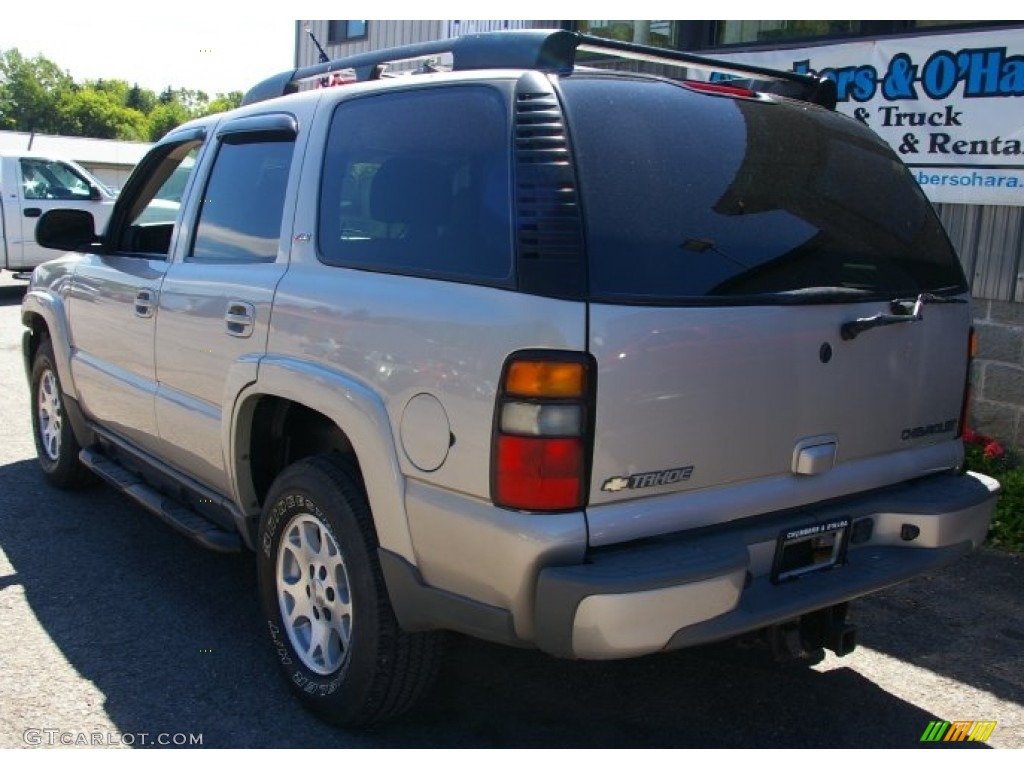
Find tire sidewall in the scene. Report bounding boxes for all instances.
[30,341,73,478]
[257,463,385,721]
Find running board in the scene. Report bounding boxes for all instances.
[79,447,243,553]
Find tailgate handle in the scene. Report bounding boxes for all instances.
[793,437,837,476]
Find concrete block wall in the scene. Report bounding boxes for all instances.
[971,298,1024,451]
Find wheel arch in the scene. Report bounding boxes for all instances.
[21,289,76,399]
[22,293,94,450]
[230,356,416,564]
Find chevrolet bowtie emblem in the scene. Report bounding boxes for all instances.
[602,477,631,492]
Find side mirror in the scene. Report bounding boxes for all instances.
[36,209,100,252]
[89,184,102,201]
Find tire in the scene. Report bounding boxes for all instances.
[257,454,443,726]
[30,338,94,489]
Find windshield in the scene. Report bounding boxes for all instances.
[559,76,968,303]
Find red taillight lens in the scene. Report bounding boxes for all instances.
[492,352,593,513]
[495,435,583,511]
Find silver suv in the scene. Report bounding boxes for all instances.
[22,30,999,725]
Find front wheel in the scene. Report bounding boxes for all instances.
[257,455,443,725]
[30,338,93,489]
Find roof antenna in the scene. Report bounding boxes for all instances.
[305,24,331,87]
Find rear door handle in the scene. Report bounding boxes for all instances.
[225,301,255,338]
[24,208,41,217]
[135,289,156,318]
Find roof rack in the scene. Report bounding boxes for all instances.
[242,29,837,109]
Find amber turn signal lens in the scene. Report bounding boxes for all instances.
[505,361,586,398]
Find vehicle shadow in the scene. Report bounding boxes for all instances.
[853,547,1023,707]
[0,456,1003,748]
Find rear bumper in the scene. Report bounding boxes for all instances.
[533,470,998,659]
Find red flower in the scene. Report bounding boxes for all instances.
[984,441,1005,460]
[963,427,981,445]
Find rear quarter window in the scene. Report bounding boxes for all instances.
[558,76,968,303]
[317,85,514,285]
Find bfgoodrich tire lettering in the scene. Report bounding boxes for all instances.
[30,338,93,489]
[257,454,443,725]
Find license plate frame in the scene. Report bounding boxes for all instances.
[771,517,851,584]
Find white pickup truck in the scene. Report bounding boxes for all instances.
[1,152,116,273]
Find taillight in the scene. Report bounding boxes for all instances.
[492,352,594,512]
[958,326,976,439]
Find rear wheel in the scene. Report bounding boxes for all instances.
[257,454,443,725]
[30,338,93,489]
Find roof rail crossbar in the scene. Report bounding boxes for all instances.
[242,29,836,109]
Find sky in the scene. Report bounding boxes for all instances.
[0,2,998,97]
[0,5,295,96]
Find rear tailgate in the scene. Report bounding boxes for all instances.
[586,300,969,542]
[556,76,972,545]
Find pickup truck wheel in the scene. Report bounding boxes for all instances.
[30,339,93,489]
[257,455,443,725]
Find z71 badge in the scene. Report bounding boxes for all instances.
[601,466,694,493]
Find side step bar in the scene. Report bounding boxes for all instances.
[79,447,242,553]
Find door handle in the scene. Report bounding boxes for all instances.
[24,208,42,217]
[225,301,255,338]
[134,289,156,318]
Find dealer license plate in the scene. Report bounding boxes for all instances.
[771,517,850,583]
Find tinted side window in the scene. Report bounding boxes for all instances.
[560,77,967,302]
[318,86,513,284]
[189,139,294,262]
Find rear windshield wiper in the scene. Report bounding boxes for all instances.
[840,292,967,341]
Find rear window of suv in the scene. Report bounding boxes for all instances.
[559,76,968,303]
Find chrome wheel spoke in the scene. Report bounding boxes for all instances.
[37,370,62,461]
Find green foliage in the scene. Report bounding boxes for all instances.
[203,91,243,116]
[989,466,1024,552]
[963,430,1024,552]
[0,47,242,141]
[0,49,75,133]
[147,101,192,141]
[59,87,150,141]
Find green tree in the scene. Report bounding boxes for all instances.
[59,86,149,141]
[126,83,157,113]
[203,91,243,116]
[168,87,210,114]
[147,100,191,141]
[87,78,132,105]
[1,47,245,142]
[0,49,75,133]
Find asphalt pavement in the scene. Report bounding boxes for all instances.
[0,271,1021,749]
